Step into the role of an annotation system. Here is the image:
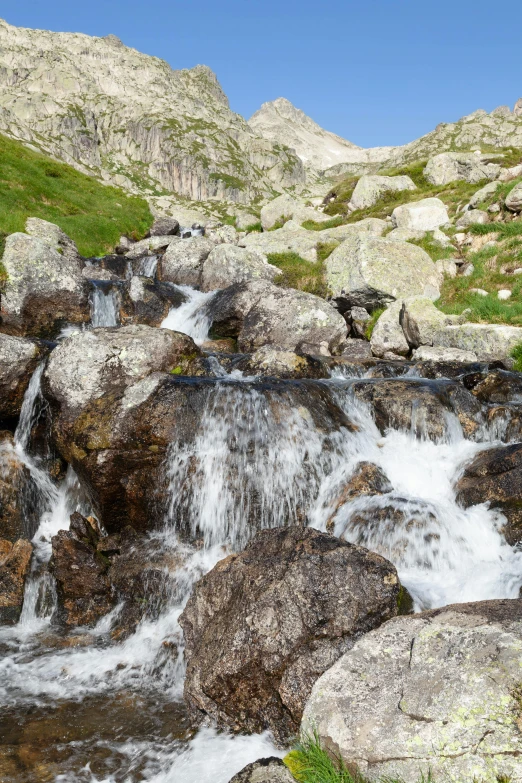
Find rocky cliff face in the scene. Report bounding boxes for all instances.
[0,19,305,204]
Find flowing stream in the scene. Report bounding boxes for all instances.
[2,275,522,781]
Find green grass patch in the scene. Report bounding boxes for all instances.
[244,221,263,233]
[0,132,152,257]
[268,251,328,298]
[317,242,338,264]
[269,214,292,231]
[409,232,456,262]
[511,345,522,372]
[468,220,522,239]
[365,308,385,339]
[302,216,345,231]
[209,172,246,191]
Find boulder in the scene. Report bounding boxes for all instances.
[370,301,410,358]
[260,194,331,230]
[325,235,440,311]
[435,258,457,280]
[456,209,489,227]
[386,228,425,242]
[1,231,90,338]
[434,323,522,362]
[120,277,187,327]
[456,443,522,544]
[391,198,450,232]
[44,324,202,417]
[201,245,281,292]
[205,223,240,245]
[400,296,451,348]
[0,333,47,419]
[505,182,522,212]
[180,527,400,743]
[326,462,392,532]
[351,378,482,439]
[228,759,293,783]
[303,600,522,783]
[348,306,371,338]
[469,181,500,208]
[241,221,321,263]
[412,345,478,362]
[25,217,80,261]
[232,211,260,231]
[499,163,522,182]
[124,235,180,260]
[424,152,502,186]
[208,280,347,355]
[0,432,37,542]
[0,538,32,624]
[465,369,522,404]
[349,175,417,211]
[158,236,215,286]
[149,216,180,237]
[338,339,373,360]
[234,346,327,380]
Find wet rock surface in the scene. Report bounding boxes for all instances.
[0,537,32,624]
[303,600,522,783]
[456,443,522,544]
[180,526,400,744]
[228,758,293,783]
[0,432,37,542]
[0,334,47,420]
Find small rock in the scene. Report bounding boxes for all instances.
[498,289,512,300]
[505,182,522,212]
[456,209,489,227]
[227,758,293,783]
[470,288,488,296]
[391,198,450,232]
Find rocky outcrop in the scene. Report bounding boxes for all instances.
[0,333,46,419]
[0,21,305,203]
[228,759,293,783]
[1,230,90,337]
[434,323,522,362]
[0,537,32,624]
[456,443,522,544]
[349,175,416,211]
[391,198,450,231]
[207,280,347,354]
[424,152,502,185]
[302,600,522,783]
[158,237,215,287]
[370,301,410,358]
[0,432,37,542]
[325,235,440,311]
[201,245,281,292]
[180,527,400,744]
[120,277,186,327]
[234,346,327,379]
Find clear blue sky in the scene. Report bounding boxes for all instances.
[3,0,522,148]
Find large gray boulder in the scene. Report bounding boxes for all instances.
[124,235,180,260]
[424,152,502,185]
[158,236,214,286]
[400,296,452,348]
[0,333,46,418]
[434,323,522,362]
[260,193,331,230]
[1,231,90,337]
[25,217,79,261]
[349,174,416,210]
[469,181,500,208]
[391,197,450,231]
[227,759,293,783]
[208,280,347,354]
[370,301,410,358]
[505,182,522,212]
[325,235,440,310]
[303,600,522,783]
[44,324,202,416]
[180,527,400,744]
[201,245,281,292]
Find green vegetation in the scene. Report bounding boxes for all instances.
[302,216,345,231]
[269,214,292,231]
[267,251,328,298]
[510,345,522,372]
[209,172,246,191]
[244,221,263,233]
[468,220,522,239]
[409,232,456,262]
[285,731,435,783]
[365,308,385,339]
[0,132,152,257]
[317,242,338,264]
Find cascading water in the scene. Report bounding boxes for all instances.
[137,254,159,278]
[90,281,120,328]
[161,285,216,345]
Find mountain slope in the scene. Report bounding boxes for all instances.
[0,131,151,257]
[0,20,305,204]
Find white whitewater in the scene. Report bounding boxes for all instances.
[90,282,120,328]
[1,363,522,779]
[161,285,216,345]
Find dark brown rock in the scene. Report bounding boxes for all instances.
[456,443,522,544]
[351,378,483,439]
[326,462,392,532]
[466,369,522,404]
[0,431,38,542]
[0,538,32,624]
[148,217,180,237]
[120,277,187,327]
[179,526,400,744]
[228,758,294,783]
[0,333,48,420]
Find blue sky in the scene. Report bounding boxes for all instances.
[3,0,522,148]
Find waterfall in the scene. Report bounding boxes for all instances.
[138,254,158,278]
[161,285,216,344]
[90,281,120,328]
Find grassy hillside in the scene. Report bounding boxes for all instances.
[0,133,152,257]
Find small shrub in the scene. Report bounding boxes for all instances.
[511,344,522,372]
[365,308,385,339]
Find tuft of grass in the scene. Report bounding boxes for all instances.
[269,214,292,231]
[208,172,246,191]
[0,132,152,257]
[511,345,522,372]
[302,216,345,231]
[365,308,385,339]
[267,251,328,298]
[409,232,455,262]
[468,220,522,239]
[317,242,338,264]
[244,221,263,233]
